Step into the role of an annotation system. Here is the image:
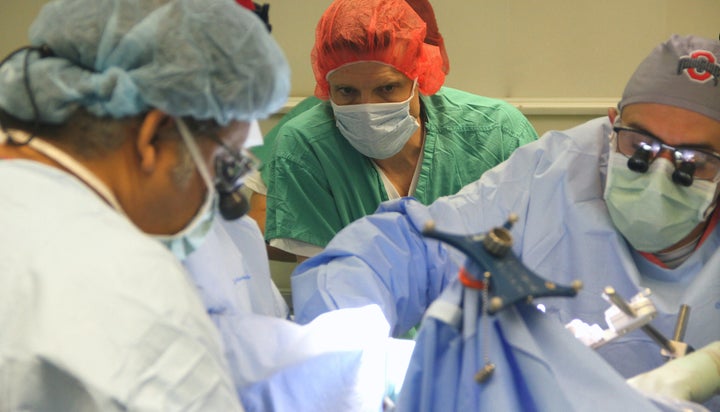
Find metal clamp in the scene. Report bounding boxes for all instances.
[568,286,693,360]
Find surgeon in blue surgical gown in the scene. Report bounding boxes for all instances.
[293,34,720,411]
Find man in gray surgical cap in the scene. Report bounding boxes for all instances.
[0,0,289,409]
[293,34,720,410]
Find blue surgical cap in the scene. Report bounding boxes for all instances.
[0,0,290,125]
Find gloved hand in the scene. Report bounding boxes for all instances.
[627,341,720,404]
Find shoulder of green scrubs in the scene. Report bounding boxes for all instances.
[265,102,388,247]
[252,95,324,179]
[414,86,538,204]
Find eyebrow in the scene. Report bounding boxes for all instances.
[378,80,404,87]
[332,78,405,88]
[330,84,357,91]
[622,121,720,153]
[373,72,408,83]
[328,73,412,85]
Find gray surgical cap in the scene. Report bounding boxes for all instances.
[619,34,720,123]
[0,0,290,125]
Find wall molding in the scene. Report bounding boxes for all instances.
[278,97,620,116]
[503,98,619,116]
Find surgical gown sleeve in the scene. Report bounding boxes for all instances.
[292,198,464,336]
[184,216,289,319]
[215,305,413,412]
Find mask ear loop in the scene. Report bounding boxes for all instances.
[166,118,221,238]
[175,118,216,194]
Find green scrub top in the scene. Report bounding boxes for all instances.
[252,96,323,173]
[265,87,538,248]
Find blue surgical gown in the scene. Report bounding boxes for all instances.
[183,216,410,411]
[292,117,720,409]
[397,278,680,411]
[183,215,289,319]
[0,160,241,411]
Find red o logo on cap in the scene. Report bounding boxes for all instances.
[688,51,715,81]
[678,50,720,85]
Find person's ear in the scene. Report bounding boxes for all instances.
[607,107,619,125]
[136,109,168,173]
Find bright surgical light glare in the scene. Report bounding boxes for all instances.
[244,120,264,148]
[536,304,546,313]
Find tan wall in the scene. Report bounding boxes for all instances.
[255,0,719,136]
[4,1,719,135]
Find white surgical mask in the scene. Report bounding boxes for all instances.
[152,119,217,261]
[603,148,718,253]
[331,81,419,159]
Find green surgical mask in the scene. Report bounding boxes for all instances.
[603,151,717,253]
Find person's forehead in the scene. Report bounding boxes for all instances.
[621,103,720,149]
[327,61,409,85]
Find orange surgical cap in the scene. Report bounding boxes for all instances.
[312,0,446,99]
[405,0,450,75]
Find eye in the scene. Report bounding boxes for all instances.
[680,150,712,175]
[379,84,397,94]
[633,131,661,151]
[334,86,356,97]
[374,81,408,101]
[617,129,655,157]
